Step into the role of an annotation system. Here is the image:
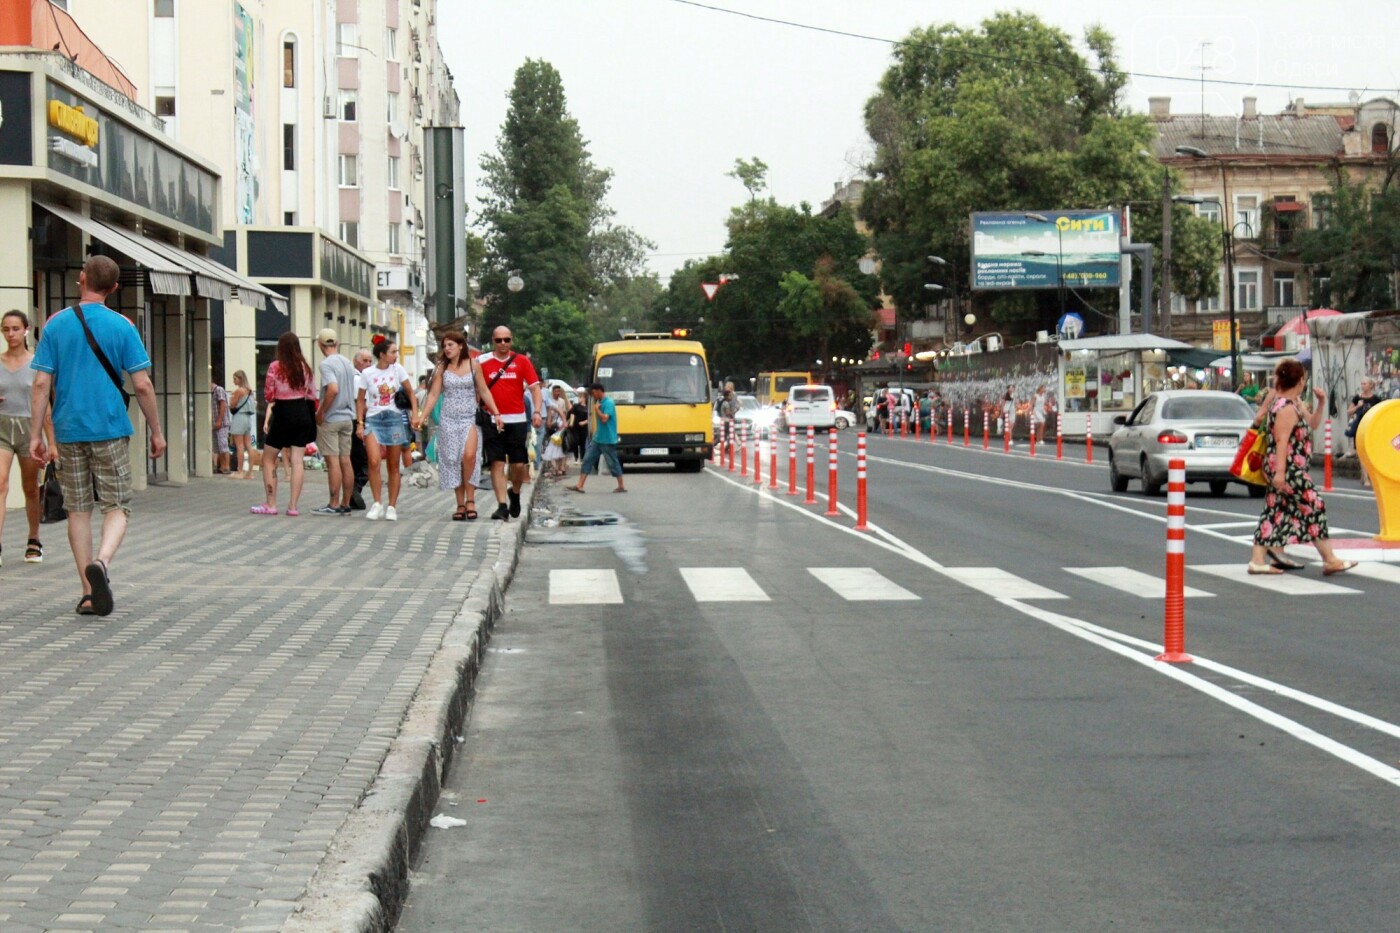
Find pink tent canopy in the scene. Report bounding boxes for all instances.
[1276,308,1342,335]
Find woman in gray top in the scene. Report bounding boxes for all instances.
[0,311,56,566]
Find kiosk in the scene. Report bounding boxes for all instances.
[1056,334,1193,438]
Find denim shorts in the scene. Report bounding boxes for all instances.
[366,410,412,448]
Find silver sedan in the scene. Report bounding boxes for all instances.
[1107,390,1263,497]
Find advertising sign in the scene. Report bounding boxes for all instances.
[1212,319,1240,351]
[233,4,258,225]
[0,71,34,166]
[971,210,1122,290]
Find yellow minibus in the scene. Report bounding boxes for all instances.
[590,333,713,471]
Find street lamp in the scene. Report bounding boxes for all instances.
[506,270,524,293]
[1024,213,1066,319]
[1175,145,1241,390]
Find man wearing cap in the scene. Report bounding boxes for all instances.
[311,329,357,515]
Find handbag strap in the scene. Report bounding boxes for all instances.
[71,306,127,400]
[484,353,516,390]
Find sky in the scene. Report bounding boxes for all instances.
[438,0,1399,284]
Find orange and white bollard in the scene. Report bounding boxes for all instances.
[1003,419,1011,453]
[947,408,954,444]
[726,422,735,472]
[769,427,779,489]
[1156,457,1192,664]
[983,409,990,450]
[739,422,748,477]
[929,406,937,444]
[900,410,908,438]
[752,427,762,485]
[1324,418,1334,492]
[855,432,869,531]
[804,426,817,505]
[787,425,799,496]
[963,409,970,447]
[1056,410,1064,460]
[825,427,840,516]
[1085,413,1094,465]
[1029,419,1037,457]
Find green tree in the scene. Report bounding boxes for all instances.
[510,299,596,383]
[727,157,769,202]
[860,14,1209,336]
[1296,165,1400,311]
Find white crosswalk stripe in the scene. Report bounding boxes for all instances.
[1340,562,1400,586]
[1065,567,1215,598]
[1193,563,1361,596]
[549,569,623,604]
[679,567,770,602]
[807,567,919,601]
[940,567,1066,600]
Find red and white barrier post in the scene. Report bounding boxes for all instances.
[787,425,798,495]
[1003,412,1011,453]
[1056,410,1064,460]
[739,422,748,477]
[752,426,763,485]
[947,407,954,444]
[769,426,779,489]
[726,421,735,472]
[1324,418,1334,492]
[900,409,908,438]
[1156,457,1192,664]
[963,409,970,447]
[855,432,869,531]
[983,409,990,450]
[1029,416,1037,457]
[825,427,840,516]
[929,405,937,444]
[804,426,817,504]
[1085,413,1094,465]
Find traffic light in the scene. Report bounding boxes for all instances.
[903,342,912,357]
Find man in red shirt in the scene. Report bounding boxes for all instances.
[478,326,544,520]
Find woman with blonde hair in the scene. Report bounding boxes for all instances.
[415,331,501,520]
[1247,358,1356,576]
[227,369,255,479]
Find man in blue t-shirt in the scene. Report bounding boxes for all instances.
[29,255,167,617]
[566,381,625,493]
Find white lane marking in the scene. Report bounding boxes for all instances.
[1195,521,1259,531]
[1065,566,1215,598]
[807,567,919,601]
[1193,563,1362,595]
[679,567,770,602]
[1004,600,1400,788]
[549,569,623,605]
[1341,562,1400,585]
[941,567,1065,600]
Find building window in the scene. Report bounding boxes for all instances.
[1313,276,1332,306]
[340,221,359,248]
[388,223,400,254]
[282,123,295,171]
[282,40,295,87]
[337,23,358,57]
[385,28,398,60]
[1373,123,1391,154]
[338,154,358,187]
[1196,201,1221,226]
[154,0,174,16]
[387,92,398,124]
[1234,195,1259,238]
[387,155,400,189]
[1235,269,1261,311]
[339,90,357,122]
[1273,274,1296,308]
[155,95,176,117]
[284,211,296,226]
[1312,194,1332,230]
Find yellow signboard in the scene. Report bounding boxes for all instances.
[47,100,99,147]
[1065,369,1086,399]
[1212,319,1240,351]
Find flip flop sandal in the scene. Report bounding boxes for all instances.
[75,595,96,615]
[85,561,114,616]
[24,539,43,563]
[466,507,478,520]
[1269,554,1305,570]
[452,508,468,521]
[250,504,279,515]
[1323,560,1358,576]
[1246,562,1283,575]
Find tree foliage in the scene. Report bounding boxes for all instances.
[659,199,877,380]
[859,13,1214,335]
[1295,165,1400,311]
[727,157,769,202]
[475,59,655,336]
[509,299,596,383]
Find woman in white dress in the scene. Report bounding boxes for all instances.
[415,330,502,520]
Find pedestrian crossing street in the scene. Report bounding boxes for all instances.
[549,562,1400,605]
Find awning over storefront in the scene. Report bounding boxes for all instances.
[1058,334,1194,353]
[36,200,288,315]
[38,200,191,297]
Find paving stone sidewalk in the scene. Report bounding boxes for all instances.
[0,471,511,931]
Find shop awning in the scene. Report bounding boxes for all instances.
[1167,347,1228,370]
[1271,201,1305,213]
[38,200,192,297]
[36,200,288,315]
[1058,334,1194,352]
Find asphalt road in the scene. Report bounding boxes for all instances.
[401,436,1400,931]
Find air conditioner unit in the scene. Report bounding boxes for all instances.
[322,96,335,119]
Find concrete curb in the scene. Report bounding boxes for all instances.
[286,481,538,932]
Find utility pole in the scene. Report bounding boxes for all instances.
[1159,169,1173,337]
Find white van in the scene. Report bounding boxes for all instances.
[785,384,836,430]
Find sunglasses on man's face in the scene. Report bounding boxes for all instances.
[493,337,512,344]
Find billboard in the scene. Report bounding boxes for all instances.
[971,210,1121,290]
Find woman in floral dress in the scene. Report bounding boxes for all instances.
[1248,358,1356,576]
[415,331,501,520]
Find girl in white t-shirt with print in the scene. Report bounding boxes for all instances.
[355,337,419,521]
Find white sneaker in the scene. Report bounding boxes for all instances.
[385,506,398,522]
[366,501,384,521]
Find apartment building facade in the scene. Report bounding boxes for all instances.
[1150,94,1399,348]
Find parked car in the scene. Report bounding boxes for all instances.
[1107,390,1263,497]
